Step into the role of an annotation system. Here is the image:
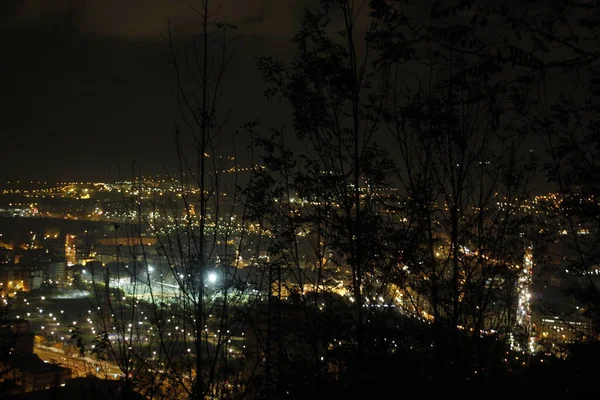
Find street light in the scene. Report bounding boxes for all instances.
[207,271,218,284]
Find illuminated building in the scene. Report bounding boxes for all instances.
[0,265,29,292]
[48,259,67,285]
[65,234,76,266]
[536,316,592,343]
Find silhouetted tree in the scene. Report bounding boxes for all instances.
[87,1,267,399]
[258,0,402,395]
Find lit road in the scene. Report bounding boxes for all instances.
[34,346,123,380]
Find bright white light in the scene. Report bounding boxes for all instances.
[208,272,218,284]
[148,266,154,273]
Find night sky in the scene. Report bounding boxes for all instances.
[0,1,558,193]
[1,0,313,182]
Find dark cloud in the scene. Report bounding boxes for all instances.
[1,1,308,181]
[4,0,316,39]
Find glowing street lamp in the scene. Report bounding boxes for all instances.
[207,271,218,285]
